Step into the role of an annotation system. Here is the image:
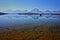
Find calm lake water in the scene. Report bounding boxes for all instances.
[0,14,60,28]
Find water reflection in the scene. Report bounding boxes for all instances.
[0,14,60,27]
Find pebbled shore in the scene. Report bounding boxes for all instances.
[0,24,60,40]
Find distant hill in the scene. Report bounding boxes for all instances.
[3,10,21,13]
[30,8,42,13]
[3,10,29,13]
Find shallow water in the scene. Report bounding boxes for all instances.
[0,14,60,40]
[0,14,60,27]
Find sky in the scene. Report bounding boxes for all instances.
[0,0,60,11]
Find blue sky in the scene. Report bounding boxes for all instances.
[0,0,60,11]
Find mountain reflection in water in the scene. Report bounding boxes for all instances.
[0,14,60,27]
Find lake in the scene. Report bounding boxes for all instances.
[0,14,60,27]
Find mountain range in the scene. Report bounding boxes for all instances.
[2,8,42,13]
[1,8,60,13]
